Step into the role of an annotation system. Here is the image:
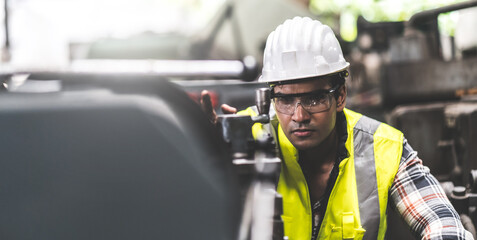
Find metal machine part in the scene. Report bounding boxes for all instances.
[469,170,477,192]
[447,183,477,239]
[217,88,285,240]
[217,88,273,160]
[382,58,477,106]
[390,100,477,184]
[256,87,271,116]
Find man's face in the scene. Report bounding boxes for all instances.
[273,78,345,150]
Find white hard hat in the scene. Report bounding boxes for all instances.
[259,16,349,83]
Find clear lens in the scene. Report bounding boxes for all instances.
[274,93,332,115]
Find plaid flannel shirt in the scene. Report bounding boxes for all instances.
[390,140,474,239]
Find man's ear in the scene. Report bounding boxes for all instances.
[336,85,346,112]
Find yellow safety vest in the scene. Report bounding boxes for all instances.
[240,108,403,240]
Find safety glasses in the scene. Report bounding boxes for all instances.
[271,85,340,115]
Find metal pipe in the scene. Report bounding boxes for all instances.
[69,58,258,81]
[408,0,477,28]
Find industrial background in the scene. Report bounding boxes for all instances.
[0,0,476,239]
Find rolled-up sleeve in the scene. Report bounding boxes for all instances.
[389,140,474,240]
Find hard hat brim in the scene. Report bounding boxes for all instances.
[259,63,350,84]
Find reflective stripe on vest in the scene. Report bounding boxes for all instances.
[239,107,403,240]
[353,114,383,240]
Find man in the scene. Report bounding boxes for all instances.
[202,16,472,240]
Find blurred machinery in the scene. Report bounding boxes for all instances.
[0,72,241,240]
[74,0,315,63]
[348,1,477,239]
[2,0,477,239]
[0,56,284,239]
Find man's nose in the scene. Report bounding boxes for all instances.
[291,102,311,123]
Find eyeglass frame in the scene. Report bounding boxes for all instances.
[270,84,342,115]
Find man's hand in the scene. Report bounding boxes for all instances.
[200,90,237,124]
